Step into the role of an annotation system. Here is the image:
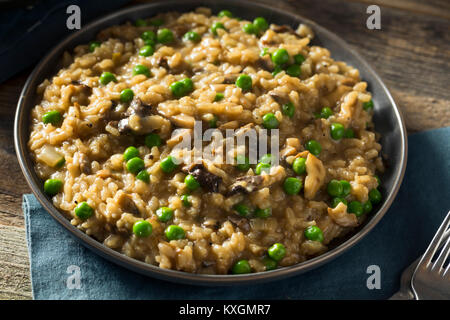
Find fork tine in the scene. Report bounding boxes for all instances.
[418,211,450,267]
[432,235,450,272]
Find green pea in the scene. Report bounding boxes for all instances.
[268,243,286,261]
[259,154,274,165]
[55,157,66,169]
[156,206,174,222]
[243,23,258,35]
[183,31,201,42]
[214,92,224,102]
[134,19,147,27]
[160,156,178,173]
[369,188,382,204]
[139,45,154,57]
[74,201,94,220]
[330,123,345,140]
[235,74,252,91]
[42,110,62,126]
[211,22,226,35]
[260,48,269,57]
[44,179,63,196]
[157,28,174,44]
[181,78,194,93]
[99,72,117,85]
[363,201,373,214]
[327,179,343,197]
[262,256,277,271]
[132,64,151,77]
[165,225,185,240]
[218,10,232,18]
[344,128,355,138]
[233,203,251,218]
[89,41,101,52]
[181,194,191,207]
[271,48,289,65]
[145,133,162,148]
[305,140,322,156]
[170,78,194,98]
[126,157,145,174]
[294,53,306,64]
[262,112,279,129]
[120,88,134,103]
[253,17,269,32]
[136,170,150,183]
[141,30,156,42]
[149,18,164,27]
[292,157,306,175]
[185,174,200,191]
[123,146,139,162]
[231,260,251,274]
[374,176,381,188]
[282,102,295,118]
[255,162,271,175]
[133,220,152,237]
[286,64,301,77]
[272,65,283,76]
[363,99,374,110]
[283,177,302,195]
[170,81,185,98]
[348,201,364,217]
[208,115,218,128]
[340,180,351,197]
[304,225,324,242]
[255,207,272,218]
[235,154,250,171]
[319,107,333,119]
[331,197,348,208]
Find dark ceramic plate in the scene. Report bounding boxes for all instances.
[14,0,407,285]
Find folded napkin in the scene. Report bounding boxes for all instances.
[23,126,450,299]
[0,0,130,83]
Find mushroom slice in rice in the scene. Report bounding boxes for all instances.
[183,162,222,193]
[327,202,358,227]
[304,153,326,199]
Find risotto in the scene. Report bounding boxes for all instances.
[28,8,384,274]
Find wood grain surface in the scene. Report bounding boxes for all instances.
[0,0,448,300]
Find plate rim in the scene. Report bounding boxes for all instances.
[14,0,408,285]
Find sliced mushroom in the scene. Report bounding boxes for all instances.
[270,24,302,38]
[227,214,250,232]
[79,153,91,174]
[228,175,264,195]
[304,153,326,199]
[127,97,153,117]
[223,74,240,84]
[183,163,222,193]
[327,202,358,227]
[227,166,286,196]
[116,192,140,216]
[255,56,272,71]
[269,92,290,105]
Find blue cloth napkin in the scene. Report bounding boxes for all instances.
[23,126,450,300]
[0,0,130,83]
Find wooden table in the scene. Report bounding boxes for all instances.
[0,0,448,300]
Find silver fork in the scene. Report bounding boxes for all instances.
[411,211,450,299]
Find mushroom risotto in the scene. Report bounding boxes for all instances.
[28,7,384,274]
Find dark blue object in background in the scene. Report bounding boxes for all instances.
[0,0,130,83]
